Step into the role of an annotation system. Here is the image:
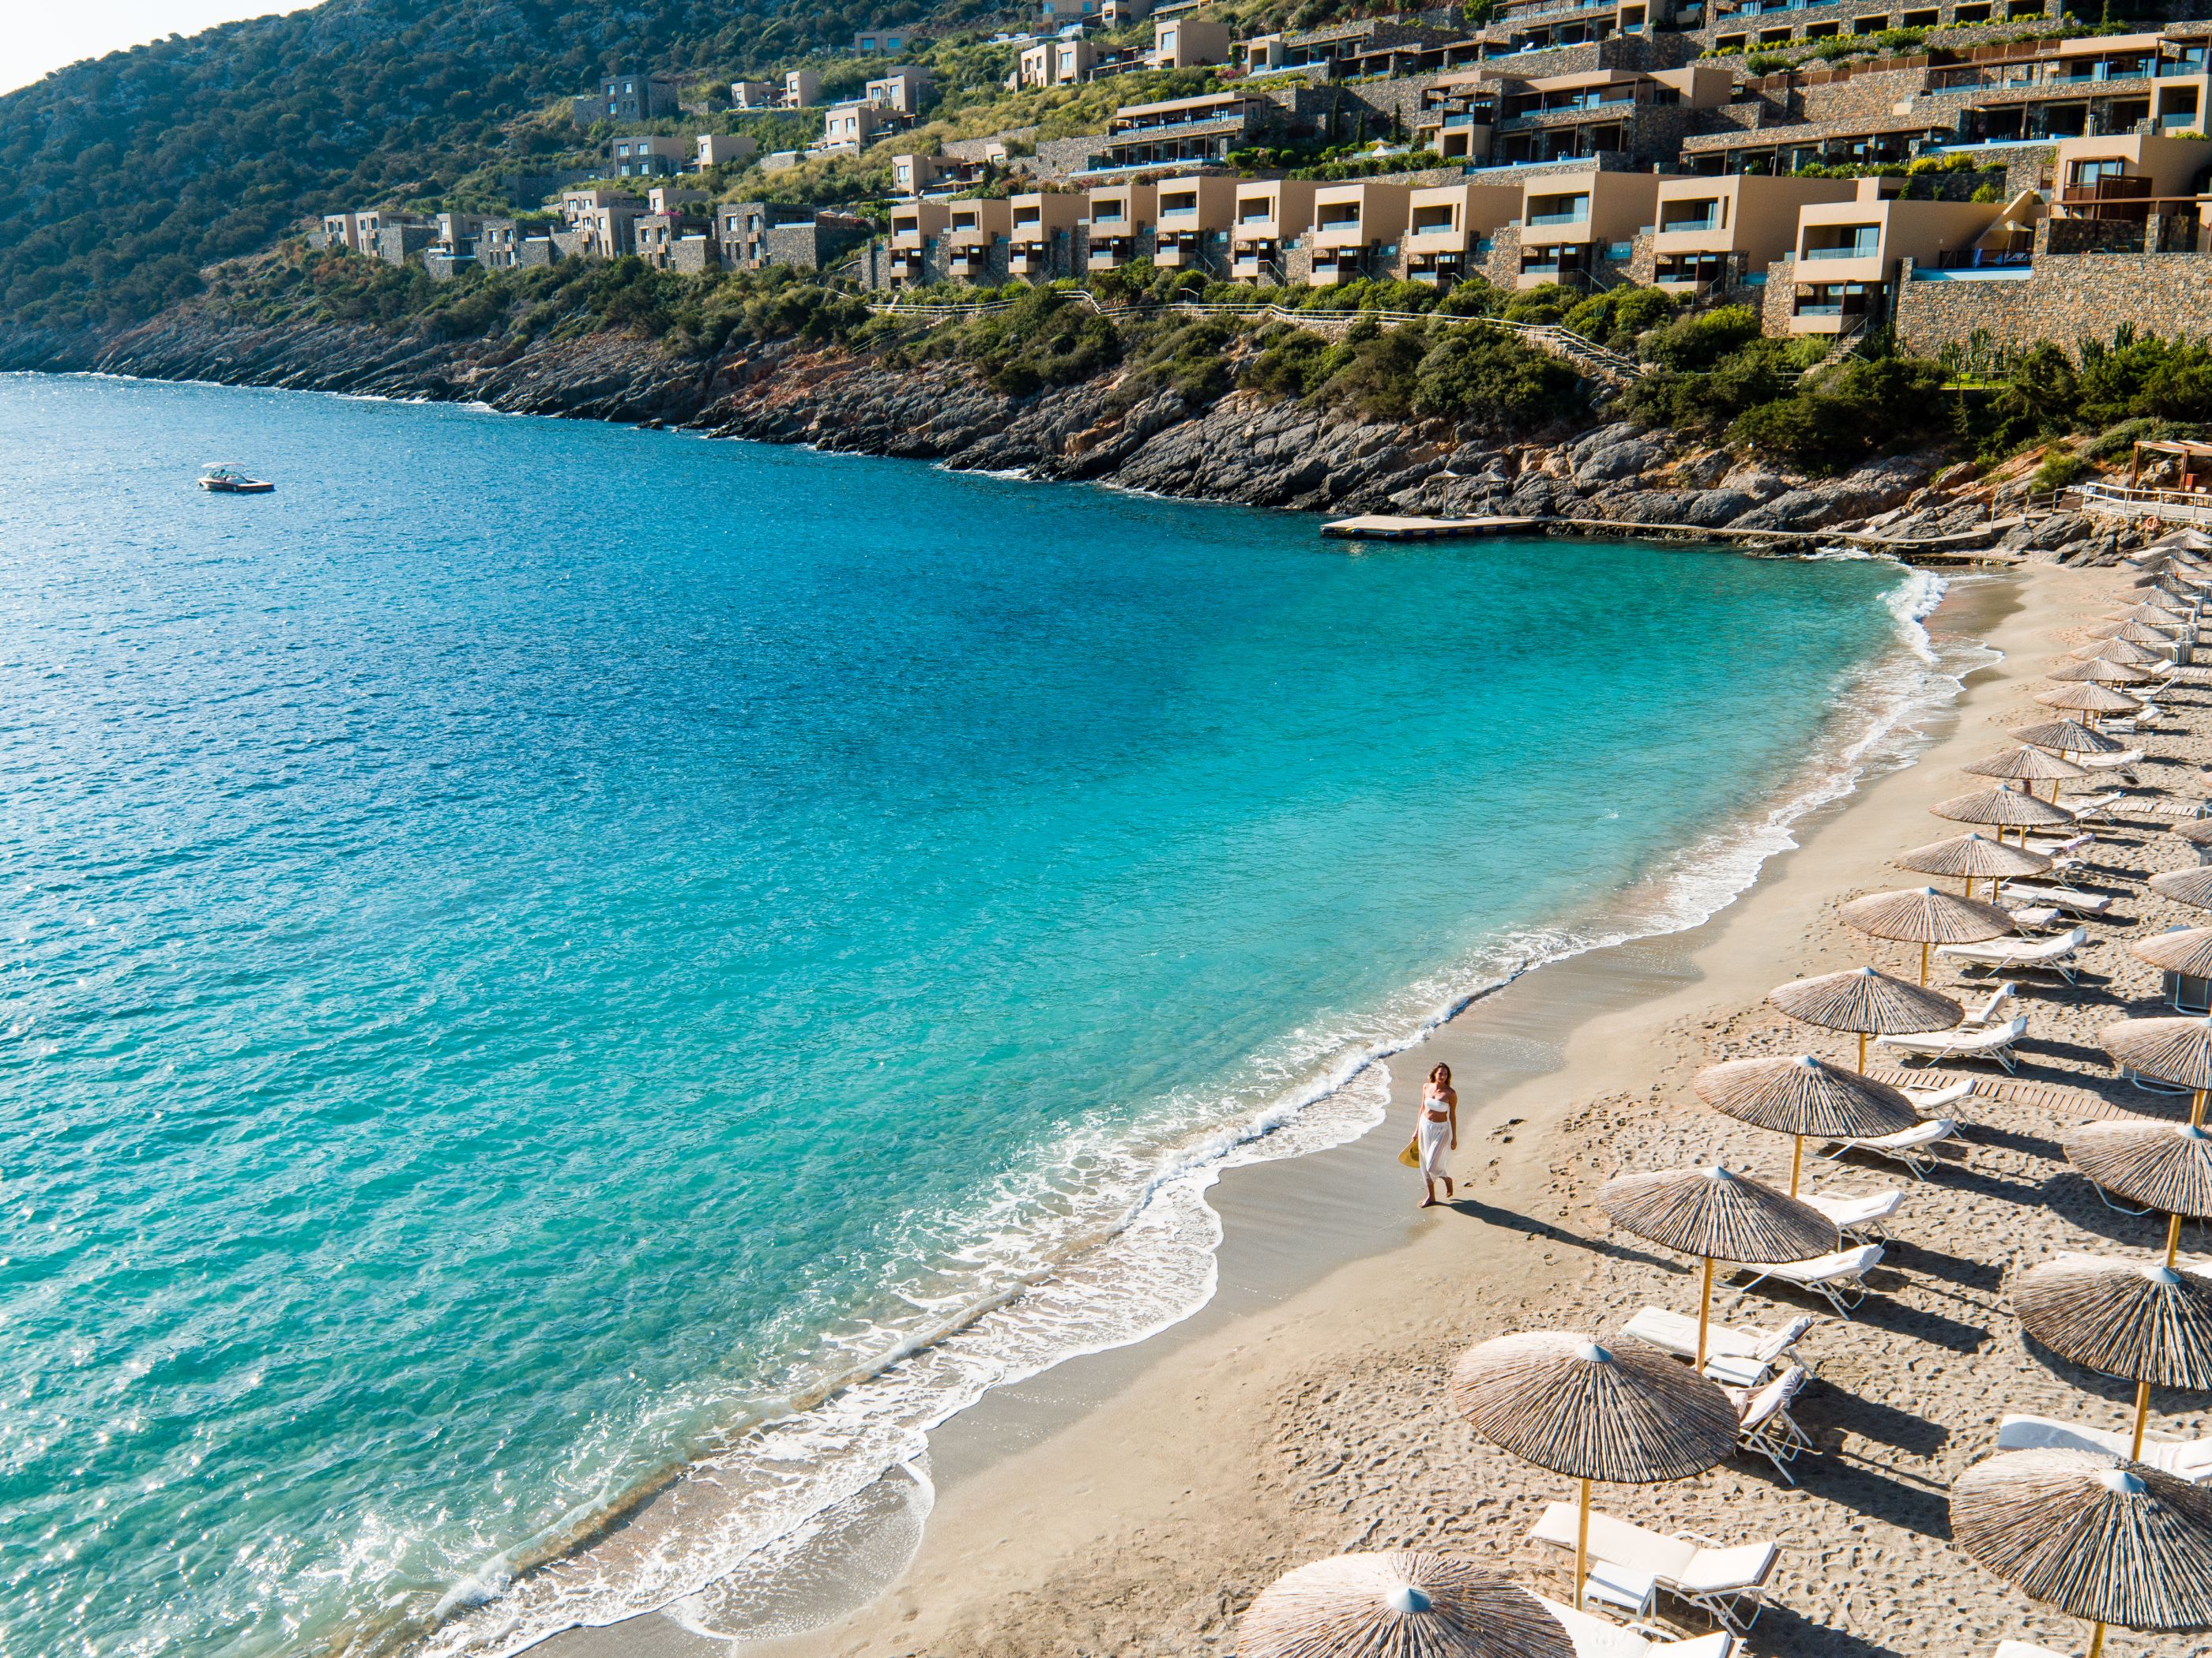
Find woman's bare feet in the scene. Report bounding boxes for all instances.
[1420,1194,1440,1208]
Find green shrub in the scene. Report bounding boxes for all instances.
[1410,324,1583,429]
[1729,353,1951,470]
[2031,451,2088,492]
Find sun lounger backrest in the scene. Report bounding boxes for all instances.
[1653,1637,1734,1658]
[1531,1502,1698,1580]
[1996,1414,2130,1457]
[1676,1540,1778,1593]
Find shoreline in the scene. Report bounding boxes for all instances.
[507,566,2028,1658]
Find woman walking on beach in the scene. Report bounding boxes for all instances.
[1416,1063,1458,1208]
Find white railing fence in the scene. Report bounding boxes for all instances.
[2074,481,2212,526]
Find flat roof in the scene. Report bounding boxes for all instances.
[1113,90,1251,117]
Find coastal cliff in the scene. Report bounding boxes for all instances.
[2,310,2128,560]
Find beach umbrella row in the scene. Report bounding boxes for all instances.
[1898,831,2050,900]
[1695,1055,1916,1196]
[1841,885,2014,985]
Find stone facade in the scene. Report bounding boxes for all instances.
[1894,217,2212,356]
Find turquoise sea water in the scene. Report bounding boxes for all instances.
[0,373,1934,1656]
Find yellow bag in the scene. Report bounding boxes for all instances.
[1399,1137,1421,1169]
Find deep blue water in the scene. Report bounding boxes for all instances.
[0,374,1920,1656]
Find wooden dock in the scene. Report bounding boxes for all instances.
[1320,510,2025,567]
[1320,514,1540,541]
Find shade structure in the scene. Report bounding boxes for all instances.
[2034,683,2146,719]
[1693,1055,1920,1194]
[2135,927,2212,980]
[2091,621,2183,647]
[2063,1119,2212,1267]
[1598,1164,1841,1365]
[2098,1015,2212,1128]
[2175,819,2212,849]
[1930,787,2077,847]
[2150,867,2212,912]
[2070,638,2164,667]
[2015,1254,2212,1460]
[1450,1332,1737,1595]
[1769,964,1962,1070]
[2012,720,2127,758]
[2112,603,2190,626]
[1965,746,2091,784]
[1951,1448,2212,1657]
[1237,1553,1575,1658]
[1841,885,2015,985]
[1897,831,2051,900]
[2048,659,2156,686]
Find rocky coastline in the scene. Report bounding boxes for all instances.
[1,310,2136,563]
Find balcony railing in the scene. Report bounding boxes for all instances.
[1801,242,1879,259]
[1528,209,1591,226]
[1660,213,1721,232]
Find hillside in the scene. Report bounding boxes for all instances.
[0,0,1003,334]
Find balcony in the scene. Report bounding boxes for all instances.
[1528,208,1592,226]
[1659,212,1721,233]
[1801,241,1879,259]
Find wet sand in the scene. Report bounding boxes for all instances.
[538,558,2210,1658]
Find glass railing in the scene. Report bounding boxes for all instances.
[1801,242,1878,258]
[1528,209,1591,225]
[1660,214,1721,231]
[1160,206,1199,217]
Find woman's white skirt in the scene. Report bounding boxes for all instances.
[1417,1112,1450,1179]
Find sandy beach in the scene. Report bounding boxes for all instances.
[536,554,2211,1658]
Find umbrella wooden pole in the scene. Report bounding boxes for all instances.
[2195,1087,2207,1130]
[1789,1134,1805,1198]
[2131,1378,2153,1461]
[1575,1477,1591,1603]
[1696,1256,1716,1365]
[2088,1621,2108,1658]
[1919,941,1930,985]
[2168,1210,2185,1268]
[1856,1032,1868,1073]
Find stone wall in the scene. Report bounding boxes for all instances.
[944,127,1036,162]
[1761,254,1797,333]
[1893,246,2212,356]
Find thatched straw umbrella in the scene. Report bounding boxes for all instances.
[1694,1054,1919,1195]
[1897,831,2052,900]
[2174,819,2212,851]
[2112,603,2191,626]
[1931,785,2077,848]
[2098,1015,2212,1129]
[2090,620,2183,648]
[2134,927,2212,981]
[2063,1120,2212,1268]
[1450,1332,1736,1597]
[1769,964,1963,1070]
[1951,1448,2212,1658]
[2048,659,2157,687]
[1597,1166,1840,1363]
[2034,683,2146,726]
[2015,1254,2212,1461]
[1237,1552,1574,1658]
[2071,637,2165,666]
[1963,746,2089,803]
[1841,885,2016,985]
[2151,868,2212,912]
[2012,719,2127,759]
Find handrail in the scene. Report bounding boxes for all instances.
[2076,480,2212,525]
[867,291,1648,378]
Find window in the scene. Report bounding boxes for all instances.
[2072,158,2128,183]
[1854,13,1888,30]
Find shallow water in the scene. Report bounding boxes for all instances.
[0,374,1921,1656]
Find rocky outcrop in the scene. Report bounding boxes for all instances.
[0,306,2150,562]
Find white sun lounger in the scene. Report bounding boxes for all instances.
[1992,1644,2068,1658]
[1726,1365,1814,1483]
[2074,750,2146,777]
[2007,904,2066,933]
[1529,1504,1779,1634]
[1620,1307,1814,1382]
[2061,791,2127,822]
[1801,1187,1905,1242]
[1874,1015,2030,1073]
[1903,1076,1976,1115]
[1962,983,2017,1026]
[1996,882,2113,919]
[1733,1245,1886,1318]
[1817,1118,1958,1180]
[1535,1595,1736,1658]
[1996,1414,2212,1481]
[1937,929,2090,984]
[2024,830,2095,858]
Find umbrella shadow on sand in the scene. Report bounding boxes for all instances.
[1442,1196,1683,1274]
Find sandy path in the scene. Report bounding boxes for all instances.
[740,557,2211,1658]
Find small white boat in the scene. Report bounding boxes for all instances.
[198,462,274,494]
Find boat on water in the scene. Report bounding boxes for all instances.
[198,462,274,494]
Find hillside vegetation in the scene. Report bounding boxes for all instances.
[0,0,1010,332]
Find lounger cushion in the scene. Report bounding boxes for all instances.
[1530,1502,1698,1579]
[1674,1541,1778,1595]
[1767,1245,1884,1281]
